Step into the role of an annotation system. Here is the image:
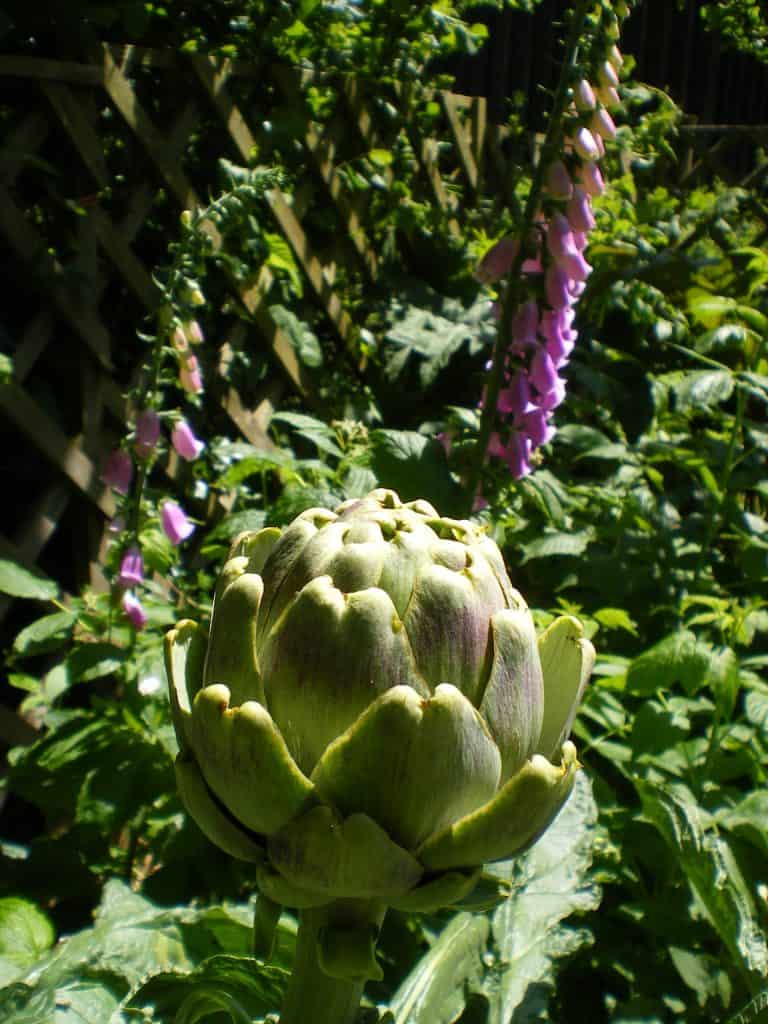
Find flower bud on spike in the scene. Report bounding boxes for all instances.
[609,45,624,70]
[598,60,619,90]
[161,501,195,545]
[578,162,606,196]
[592,107,617,141]
[573,127,600,162]
[566,187,596,233]
[172,420,205,461]
[180,355,204,394]
[122,591,148,630]
[118,546,144,588]
[574,79,597,111]
[102,449,133,495]
[597,85,621,111]
[475,237,519,283]
[135,409,161,459]
[543,161,573,199]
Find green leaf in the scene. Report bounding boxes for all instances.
[12,611,78,658]
[686,289,736,327]
[368,148,394,168]
[265,235,303,297]
[272,411,343,459]
[269,305,323,368]
[485,772,600,1023]
[0,560,58,601]
[368,430,464,517]
[594,607,639,636]
[626,631,711,696]
[673,370,734,411]
[0,899,55,986]
[125,953,286,1023]
[745,690,768,735]
[389,913,490,1024]
[709,647,740,719]
[638,782,768,981]
[520,529,595,562]
[717,791,768,857]
[66,643,126,683]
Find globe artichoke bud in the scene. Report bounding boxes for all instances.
[166,489,594,981]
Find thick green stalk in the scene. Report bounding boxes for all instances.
[279,901,386,1024]
[465,0,592,513]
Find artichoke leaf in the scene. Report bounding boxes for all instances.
[268,806,423,901]
[174,754,266,863]
[189,684,316,835]
[229,526,282,573]
[165,619,208,749]
[416,742,579,871]
[204,569,265,706]
[535,616,595,760]
[256,866,334,909]
[311,683,501,851]
[388,869,481,912]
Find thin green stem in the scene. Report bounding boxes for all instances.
[465,0,592,513]
[279,901,385,1024]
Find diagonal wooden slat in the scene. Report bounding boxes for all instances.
[441,91,479,192]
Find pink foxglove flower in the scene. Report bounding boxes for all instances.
[566,187,596,233]
[172,325,189,352]
[475,237,520,283]
[497,370,534,423]
[102,449,133,495]
[510,300,540,350]
[573,127,600,161]
[522,408,556,448]
[597,84,621,111]
[505,433,533,479]
[545,266,574,311]
[134,409,161,459]
[598,60,620,89]
[579,162,606,196]
[574,79,597,111]
[536,375,567,412]
[592,107,617,141]
[179,355,203,394]
[161,501,195,545]
[185,320,204,345]
[122,591,148,630]
[544,160,573,199]
[547,214,592,282]
[530,348,559,396]
[171,420,204,461]
[118,546,144,587]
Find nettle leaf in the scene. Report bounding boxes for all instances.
[0,898,55,987]
[269,305,323,368]
[594,608,639,636]
[386,914,490,1024]
[638,783,768,981]
[626,631,711,696]
[486,772,601,1023]
[717,791,768,858]
[0,882,291,1024]
[368,430,464,516]
[12,610,78,657]
[520,528,595,562]
[0,559,58,601]
[672,370,734,412]
[744,690,768,735]
[272,411,343,459]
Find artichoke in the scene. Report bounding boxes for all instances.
[166,489,593,959]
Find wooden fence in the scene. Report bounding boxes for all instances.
[0,45,498,612]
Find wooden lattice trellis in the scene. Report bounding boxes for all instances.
[0,45,495,612]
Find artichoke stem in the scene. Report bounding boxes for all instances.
[279,900,386,1024]
[253,894,282,961]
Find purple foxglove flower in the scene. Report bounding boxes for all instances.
[541,312,577,368]
[570,279,587,298]
[497,370,534,423]
[597,84,621,111]
[487,432,506,459]
[598,60,619,89]
[134,409,161,459]
[579,162,606,197]
[566,187,596,233]
[522,408,556,449]
[574,79,597,112]
[118,546,144,587]
[180,355,203,394]
[545,266,574,311]
[122,591,148,630]
[573,127,600,162]
[475,237,519,283]
[572,230,588,251]
[530,348,559,396]
[547,213,591,280]
[536,375,567,412]
[161,501,195,545]
[593,132,606,159]
[505,432,533,479]
[544,160,573,199]
[102,449,133,495]
[171,420,204,461]
[592,107,617,141]
[510,300,539,350]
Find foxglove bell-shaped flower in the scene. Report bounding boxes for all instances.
[544,160,573,199]
[172,420,205,461]
[122,591,148,630]
[476,237,519,283]
[530,348,559,396]
[180,355,203,395]
[592,107,617,141]
[162,501,195,545]
[578,162,606,196]
[574,78,597,111]
[135,409,161,459]
[573,127,600,162]
[510,300,540,351]
[566,187,596,233]
[102,449,133,495]
[118,546,144,588]
[545,266,574,311]
[522,408,556,448]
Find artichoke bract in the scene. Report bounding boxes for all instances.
[166,489,594,920]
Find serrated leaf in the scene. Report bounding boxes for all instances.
[638,783,768,981]
[269,305,322,368]
[12,611,78,658]
[717,791,768,856]
[626,631,711,696]
[0,560,58,601]
[389,913,490,1024]
[745,690,768,734]
[673,370,734,411]
[594,608,639,635]
[520,529,595,562]
[272,411,343,458]
[0,899,55,986]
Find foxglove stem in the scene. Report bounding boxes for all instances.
[467,0,593,513]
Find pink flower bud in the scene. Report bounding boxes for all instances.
[102,449,133,495]
[545,266,574,311]
[522,408,556,449]
[510,300,539,350]
[597,84,621,111]
[161,501,195,545]
[566,187,596,233]
[179,355,203,394]
[171,420,205,461]
[536,375,567,412]
[530,348,559,396]
[541,311,577,368]
[497,371,534,423]
[118,546,144,587]
[547,214,592,282]
[592,107,617,141]
[185,320,204,345]
[543,160,573,199]
[593,132,606,158]
[573,127,600,161]
[172,325,189,352]
[574,79,597,112]
[506,432,533,479]
[578,162,606,196]
[122,591,148,630]
[134,409,161,459]
[598,60,620,89]
[475,237,520,283]
[608,44,624,70]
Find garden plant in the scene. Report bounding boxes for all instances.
[0,1,767,1023]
